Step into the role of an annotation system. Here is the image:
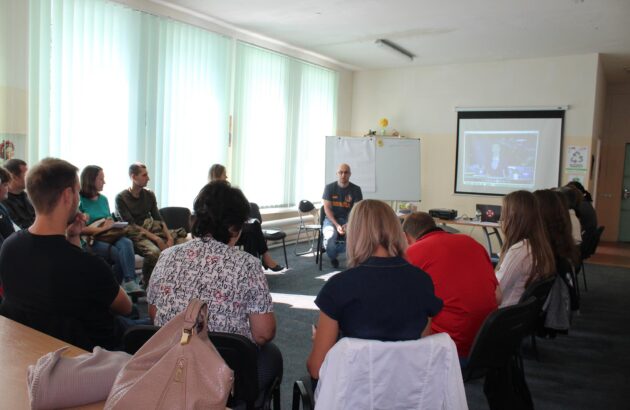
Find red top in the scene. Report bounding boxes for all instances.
[406,230,498,357]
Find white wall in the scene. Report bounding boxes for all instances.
[351,54,599,217]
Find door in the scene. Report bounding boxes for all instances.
[619,144,630,242]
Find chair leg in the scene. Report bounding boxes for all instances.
[273,382,281,410]
[531,333,538,361]
[582,263,588,292]
[318,231,323,271]
[292,380,313,410]
[281,237,288,269]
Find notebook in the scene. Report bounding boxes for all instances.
[476,204,502,223]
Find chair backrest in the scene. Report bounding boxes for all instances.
[519,275,555,307]
[122,326,261,409]
[159,207,192,232]
[208,332,260,408]
[122,324,160,354]
[298,200,318,226]
[315,333,468,410]
[463,297,538,381]
[589,226,605,257]
[249,202,263,223]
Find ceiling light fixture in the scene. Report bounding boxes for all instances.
[375,39,416,61]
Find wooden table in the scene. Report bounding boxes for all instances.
[0,316,104,409]
[434,218,503,257]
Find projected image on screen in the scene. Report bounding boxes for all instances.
[463,131,538,189]
[455,111,563,196]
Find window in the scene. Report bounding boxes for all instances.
[232,42,338,207]
[29,0,337,209]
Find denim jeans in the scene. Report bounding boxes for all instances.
[91,237,136,283]
[322,217,347,260]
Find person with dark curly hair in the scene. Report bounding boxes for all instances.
[147,181,282,396]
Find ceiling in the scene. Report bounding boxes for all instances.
[160,0,630,83]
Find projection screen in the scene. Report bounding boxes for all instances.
[454,110,564,196]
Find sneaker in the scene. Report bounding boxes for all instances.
[331,258,339,269]
[123,280,145,295]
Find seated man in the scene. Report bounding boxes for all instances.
[115,162,173,285]
[322,163,362,268]
[1,158,35,228]
[403,212,500,361]
[0,158,132,350]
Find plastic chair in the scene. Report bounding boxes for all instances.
[518,275,556,359]
[292,334,467,410]
[576,225,605,292]
[122,326,281,410]
[159,207,192,232]
[295,200,321,256]
[250,202,288,268]
[463,297,539,410]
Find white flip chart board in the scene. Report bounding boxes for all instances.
[325,136,421,201]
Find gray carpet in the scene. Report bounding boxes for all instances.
[263,246,630,410]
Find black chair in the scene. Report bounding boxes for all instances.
[250,202,288,269]
[159,206,192,232]
[295,200,321,256]
[576,225,605,292]
[463,297,539,410]
[122,326,281,410]
[291,380,314,410]
[518,275,556,359]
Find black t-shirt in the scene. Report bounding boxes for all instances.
[322,181,363,221]
[1,191,35,229]
[315,256,443,341]
[0,230,120,350]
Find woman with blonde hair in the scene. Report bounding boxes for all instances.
[307,199,442,380]
[496,190,555,307]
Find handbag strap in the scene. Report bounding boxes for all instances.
[180,298,208,345]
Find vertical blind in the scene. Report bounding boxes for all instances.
[232,43,338,207]
[28,0,337,208]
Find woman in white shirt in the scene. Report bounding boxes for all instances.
[496,190,555,307]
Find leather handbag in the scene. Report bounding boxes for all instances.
[105,299,234,409]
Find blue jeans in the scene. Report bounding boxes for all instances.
[322,217,347,260]
[91,237,136,283]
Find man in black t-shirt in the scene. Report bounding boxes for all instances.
[0,158,132,350]
[322,163,363,268]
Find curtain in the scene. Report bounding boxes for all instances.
[29,0,337,209]
[232,42,338,207]
[29,0,231,207]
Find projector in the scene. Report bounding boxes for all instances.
[428,208,458,220]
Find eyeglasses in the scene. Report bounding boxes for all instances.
[337,171,350,175]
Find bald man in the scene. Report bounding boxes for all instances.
[322,163,362,268]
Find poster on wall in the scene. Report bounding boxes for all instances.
[566,145,588,171]
[0,133,26,164]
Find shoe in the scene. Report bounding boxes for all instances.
[263,263,285,272]
[331,258,339,269]
[123,280,145,295]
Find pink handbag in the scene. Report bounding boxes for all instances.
[105,299,234,409]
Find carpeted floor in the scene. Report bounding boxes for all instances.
[263,246,630,410]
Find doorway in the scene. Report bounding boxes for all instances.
[620,144,630,242]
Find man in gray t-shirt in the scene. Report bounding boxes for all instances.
[322,163,363,268]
